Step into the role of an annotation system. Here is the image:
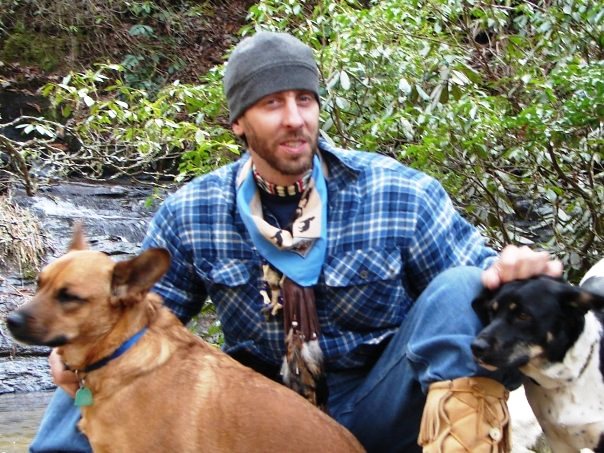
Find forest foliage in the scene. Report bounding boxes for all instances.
[0,0,602,280]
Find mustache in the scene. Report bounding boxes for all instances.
[277,131,317,144]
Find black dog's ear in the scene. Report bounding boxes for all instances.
[581,276,604,299]
[561,280,604,312]
[472,286,496,325]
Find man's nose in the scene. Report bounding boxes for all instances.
[282,98,304,128]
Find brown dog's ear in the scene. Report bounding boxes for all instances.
[111,248,171,297]
[69,222,88,251]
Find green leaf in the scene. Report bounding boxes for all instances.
[128,24,155,37]
[399,78,412,95]
[416,85,430,101]
[195,129,207,144]
[340,70,351,90]
[83,95,95,107]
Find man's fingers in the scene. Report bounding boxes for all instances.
[482,245,562,290]
[481,268,501,290]
[498,246,544,280]
[544,259,563,277]
[48,348,78,398]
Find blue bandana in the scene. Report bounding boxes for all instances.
[236,154,328,286]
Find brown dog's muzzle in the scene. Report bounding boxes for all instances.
[6,309,68,347]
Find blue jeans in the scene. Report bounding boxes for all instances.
[326,266,520,452]
[30,387,91,452]
[30,266,520,453]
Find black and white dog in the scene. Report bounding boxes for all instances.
[471,259,604,453]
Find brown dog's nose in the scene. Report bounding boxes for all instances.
[6,311,30,337]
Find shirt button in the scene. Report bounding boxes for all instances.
[359,270,369,279]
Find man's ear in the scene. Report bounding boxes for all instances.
[232,118,244,137]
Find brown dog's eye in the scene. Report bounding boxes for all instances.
[57,288,85,304]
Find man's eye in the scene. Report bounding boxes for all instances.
[264,97,280,106]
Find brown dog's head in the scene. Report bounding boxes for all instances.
[6,224,170,348]
[471,276,604,371]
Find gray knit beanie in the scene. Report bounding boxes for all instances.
[224,31,320,123]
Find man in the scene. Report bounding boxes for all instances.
[31,31,561,452]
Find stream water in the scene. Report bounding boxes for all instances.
[0,391,52,453]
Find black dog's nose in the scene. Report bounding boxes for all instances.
[471,337,490,357]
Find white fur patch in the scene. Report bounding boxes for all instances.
[508,386,544,453]
[522,312,604,452]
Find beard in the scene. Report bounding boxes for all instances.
[246,129,318,177]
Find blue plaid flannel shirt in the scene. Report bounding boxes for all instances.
[142,138,497,370]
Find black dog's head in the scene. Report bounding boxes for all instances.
[471,276,604,371]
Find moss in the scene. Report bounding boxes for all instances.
[2,29,67,72]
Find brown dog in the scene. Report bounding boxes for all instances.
[7,226,364,453]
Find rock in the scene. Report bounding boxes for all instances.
[0,356,54,394]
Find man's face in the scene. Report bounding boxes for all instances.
[232,90,319,186]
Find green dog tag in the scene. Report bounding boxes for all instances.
[74,386,94,407]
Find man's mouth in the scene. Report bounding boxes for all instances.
[280,138,308,151]
[283,139,305,146]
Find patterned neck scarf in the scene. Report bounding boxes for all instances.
[253,166,311,197]
[236,154,328,286]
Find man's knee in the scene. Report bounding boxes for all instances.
[418,265,484,317]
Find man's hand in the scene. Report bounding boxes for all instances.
[49,348,79,398]
[481,244,563,290]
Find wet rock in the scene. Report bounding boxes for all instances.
[15,180,162,253]
[0,322,50,358]
[0,357,54,394]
